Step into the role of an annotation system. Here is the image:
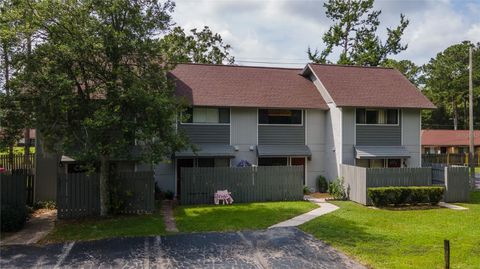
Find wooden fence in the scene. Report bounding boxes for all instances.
[180,166,304,205]
[0,173,27,208]
[341,164,470,205]
[422,153,480,166]
[0,154,35,171]
[0,154,35,205]
[57,171,154,219]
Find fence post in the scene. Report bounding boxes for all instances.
[444,239,450,269]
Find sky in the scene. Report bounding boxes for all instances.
[172,0,480,68]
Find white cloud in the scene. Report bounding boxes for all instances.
[172,0,480,67]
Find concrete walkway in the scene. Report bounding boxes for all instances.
[1,209,56,246]
[161,200,178,232]
[269,197,339,228]
[439,202,469,210]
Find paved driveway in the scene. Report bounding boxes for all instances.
[0,227,365,269]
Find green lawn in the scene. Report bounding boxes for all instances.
[301,192,480,269]
[174,201,317,233]
[42,213,166,243]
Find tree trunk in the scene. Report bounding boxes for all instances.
[99,155,109,216]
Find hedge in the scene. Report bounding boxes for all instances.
[367,186,444,207]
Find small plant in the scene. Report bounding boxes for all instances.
[328,177,347,200]
[1,205,27,232]
[303,186,311,195]
[164,190,174,200]
[34,200,56,210]
[317,175,328,193]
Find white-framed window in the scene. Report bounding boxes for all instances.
[356,108,399,125]
[258,109,303,125]
[182,107,230,124]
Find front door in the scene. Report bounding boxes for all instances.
[291,157,306,184]
[177,159,194,197]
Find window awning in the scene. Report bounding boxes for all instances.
[175,144,235,158]
[257,145,312,157]
[355,146,411,159]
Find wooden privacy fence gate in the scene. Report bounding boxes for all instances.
[180,166,304,205]
[57,171,154,219]
[0,154,35,205]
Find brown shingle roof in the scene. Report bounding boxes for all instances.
[422,130,480,146]
[170,63,328,109]
[307,64,435,109]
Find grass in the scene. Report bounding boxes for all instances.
[174,201,318,233]
[42,212,166,243]
[301,192,480,269]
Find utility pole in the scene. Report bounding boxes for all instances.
[469,45,475,180]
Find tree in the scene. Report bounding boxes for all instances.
[422,41,480,130]
[15,0,189,215]
[308,0,409,66]
[159,26,234,65]
[381,59,423,86]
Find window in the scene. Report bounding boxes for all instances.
[258,157,288,166]
[356,158,403,168]
[259,109,302,124]
[197,158,215,167]
[356,108,398,125]
[183,107,230,124]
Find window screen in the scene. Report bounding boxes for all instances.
[258,109,302,124]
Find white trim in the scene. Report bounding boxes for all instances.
[179,122,230,126]
[229,107,232,146]
[308,65,336,105]
[304,110,308,145]
[401,109,404,145]
[353,108,357,146]
[256,108,259,145]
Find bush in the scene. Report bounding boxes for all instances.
[33,200,56,210]
[303,186,311,195]
[164,190,174,200]
[368,186,444,207]
[328,177,347,200]
[1,205,27,232]
[317,175,328,193]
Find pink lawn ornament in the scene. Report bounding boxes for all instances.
[214,190,234,205]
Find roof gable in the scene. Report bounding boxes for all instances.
[306,64,436,109]
[170,64,328,110]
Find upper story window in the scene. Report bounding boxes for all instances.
[259,109,302,125]
[356,108,398,125]
[182,107,230,124]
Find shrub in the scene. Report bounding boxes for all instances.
[164,190,174,200]
[303,186,311,195]
[368,186,444,207]
[328,177,347,200]
[34,200,56,210]
[1,205,27,232]
[317,175,328,193]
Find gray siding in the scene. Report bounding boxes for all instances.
[230,108,258,166]
[258,125,305,145]
[305,109,326,190]
[179,124,230,144]
[356,125,401,146]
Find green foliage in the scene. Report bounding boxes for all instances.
[308,0,409,66]
[422,41,480,130]
[33,200,56,210]
[328,177,347,200]
[1,204,27,232]
[303,185,311,195]
[317,175,328,193]
[159,26,234,65]
[164,190,174,200]
[367,186,445,206]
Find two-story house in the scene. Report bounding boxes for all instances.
[155,63,435,196]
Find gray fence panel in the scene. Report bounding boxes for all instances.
[0,173,26,208]
[180,166,304,205]
[366,168,432,187]
[117,171,155,214]
[341,165,367,205]
[444,166,470,203]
